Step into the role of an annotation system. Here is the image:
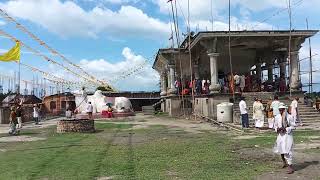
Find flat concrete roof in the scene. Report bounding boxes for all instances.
[187,30,318,49]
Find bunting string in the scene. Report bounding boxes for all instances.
[0,8,108,87]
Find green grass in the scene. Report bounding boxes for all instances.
[238,130,320,148]
[95,122,134,130]
[0,123,281,180]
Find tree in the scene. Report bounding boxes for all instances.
[96,86,113,92]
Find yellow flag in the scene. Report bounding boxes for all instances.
[0,42,20,62]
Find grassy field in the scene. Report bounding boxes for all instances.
[0,121,318,180]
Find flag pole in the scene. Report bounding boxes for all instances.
[18,59,21,95]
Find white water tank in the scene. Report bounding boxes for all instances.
[217,102,233,123]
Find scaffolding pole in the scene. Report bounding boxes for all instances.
[306,18,313,94]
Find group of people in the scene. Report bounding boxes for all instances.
[174,79,211,96]
[239,96,301,129]
[8,104,40,135]
[84,102,114,120]
[239,95,301,174]
[232,73,288,94]
[174,71,289,96]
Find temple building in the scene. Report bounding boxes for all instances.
[153,30,318,118]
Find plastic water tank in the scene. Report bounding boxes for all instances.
[217,102,234,123]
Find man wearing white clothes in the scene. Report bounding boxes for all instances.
[239,75,246,93]
[33,104,39,125]
[16,105,23,129]
[271,96,281,116]
[274,104,295,174]
[86,102,94,120]
[253,98,264,128]
[290,97,302,126]
[234,72,241,93]
[239,97,249,128]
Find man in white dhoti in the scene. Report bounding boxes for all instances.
[274,104,295,174]
[271,96,281,116]
[290,97,302,126]
[253,98,264,128]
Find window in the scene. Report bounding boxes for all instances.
[50,101,56,110]
[61,101,66,109]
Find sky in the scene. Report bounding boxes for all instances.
[0,0,319,94]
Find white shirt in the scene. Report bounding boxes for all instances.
[234,75,240,85]
[33,107,39,118]
[290,100,298,109]
[86,104,93,113]
[240,75,246,88]
[239,100,247,114]
[290,99,298,118]
[273,113,295,154]
[271,100,281,116]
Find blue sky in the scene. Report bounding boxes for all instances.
[0,0,319,94]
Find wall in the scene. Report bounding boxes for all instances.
[164,96,193,117]
[195,95,231,120]
[43,95,75,116]
[0,105,36,124]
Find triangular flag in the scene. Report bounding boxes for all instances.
[0,41,20,62]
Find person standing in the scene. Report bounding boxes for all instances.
[33,104,40,125]
[290,97,302,126]
[239,97,249,128]
[234,72,241,93]
[16,105,23,129]
[253,98,265,128]
[271,96,281,117]
[86,102,94,120]
[9,106,18,135]
[239,74,246,93]
[273,104,295,174]
[195,78,202,95]
[266,97,274,129]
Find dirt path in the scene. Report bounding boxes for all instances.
[96,114,221,134]
[0,117,63,134]
[256,150,320,180]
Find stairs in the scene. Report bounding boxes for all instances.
[142,106,155,115]
[233,92,320,126]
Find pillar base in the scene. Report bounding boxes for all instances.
[167,88,177,96]
[290,82,302,91]
[160,91,167,97]
[209,84,221,94]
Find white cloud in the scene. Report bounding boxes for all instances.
[154,0,287,20]
[103,0,140,4]
[0,20,5,26]
[79,47,159,91]
[190,17,273,31]
[0,0,170,39]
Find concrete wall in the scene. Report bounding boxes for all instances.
[0,107,10,124]
[161,100,166,112]
[164,97,193,117]
[0,105,35,124]
[195,95,231,120]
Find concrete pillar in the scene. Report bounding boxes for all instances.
[279,61,286,78]
[290,51,300,91]
[167,68,170,92]
[256,63,262,83]
[194,64,200,79]
[160,71,167,97]
[267,64,273,82]
[168,64,177,95]
[208,53,221,93]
